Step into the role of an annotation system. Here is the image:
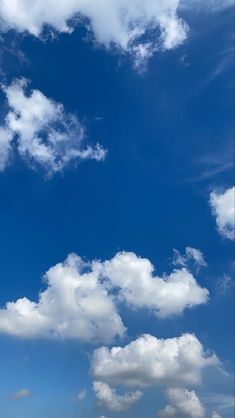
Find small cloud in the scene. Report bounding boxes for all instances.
[0,78,106,177]
[216,275,233,295]
[11,388,32,400]
[173,247,207,269]
[210,187,235,241]
[76,388,87,401]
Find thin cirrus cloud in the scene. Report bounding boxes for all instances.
[0,78,106,176]
[158,387,206,418]
[0,250,209,343]
[91,333,219,387]
[93,381,143,411]
[209,186,235,241]
[173,246,207,269]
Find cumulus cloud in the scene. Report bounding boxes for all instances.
[173,247,207,269]
[99,251,209,317]
[11,388,32,400]
[158,387,205,417]
[91,333,219,388]
[210,187,235,240]
[0,78,106,175]
[93,381,142,411]
[0,251,209,342]
[0,253,125,343]
[0,0,188,67]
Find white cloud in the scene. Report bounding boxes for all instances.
[0,253,125,343]
[11,388,32,400]
[0,127,12,171]
[173,247,207,269]
[211,413,222,418]
[210,187,235,240]
[0,251,209,342]
[93,381,142,411]
[91,333,219,388]
[0,78,106,175]
[203,393,234,415]
[99,251,209,317]
[0,1,232,67]
[76,388,87,401]
[0,0,188,67]
[216,275,233,295]
[158,387,205,417]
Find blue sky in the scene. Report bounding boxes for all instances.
[0,2,234,418]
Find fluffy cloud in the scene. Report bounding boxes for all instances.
[99,251,209,317]
[11,388,32,400]
[158,387,205,417]
[0,251,209,342]
[91,333,219,387]
[0,253,125,343]
[210,187,235,240]
[211,413,222,418]
[93,381,142,411]
[173,247,207,269]
[0,79,106,175]
[0,0,188,67]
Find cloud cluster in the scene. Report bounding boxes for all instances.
[0,0,188,67]
[91,333,219,387]
[93,381,142,411]
[0,79,106,175]
[158,387,205,417]
[0,251,209,342]
[210,186,235,240]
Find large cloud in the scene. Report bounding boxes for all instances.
[0,251,209,341]
[0,0,188,67]
[0,78,106,175]
[210,186,235,241]
[158,387,205,417]
[93,381,142,411]
[0,253,125,343]
[91,333,219,387]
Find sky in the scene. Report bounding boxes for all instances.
[0,1,234,418]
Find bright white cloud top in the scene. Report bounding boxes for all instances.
[0,78,106,175]
[99,251,209,317]
[91,333,219,387]
[0,0,232,67]
[210,186,235,240]
[93,381,143,411]
[158,387,206,417]
[0,251,209,341]
[0,0,188,66]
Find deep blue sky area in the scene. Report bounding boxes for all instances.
[0,4,234,418]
